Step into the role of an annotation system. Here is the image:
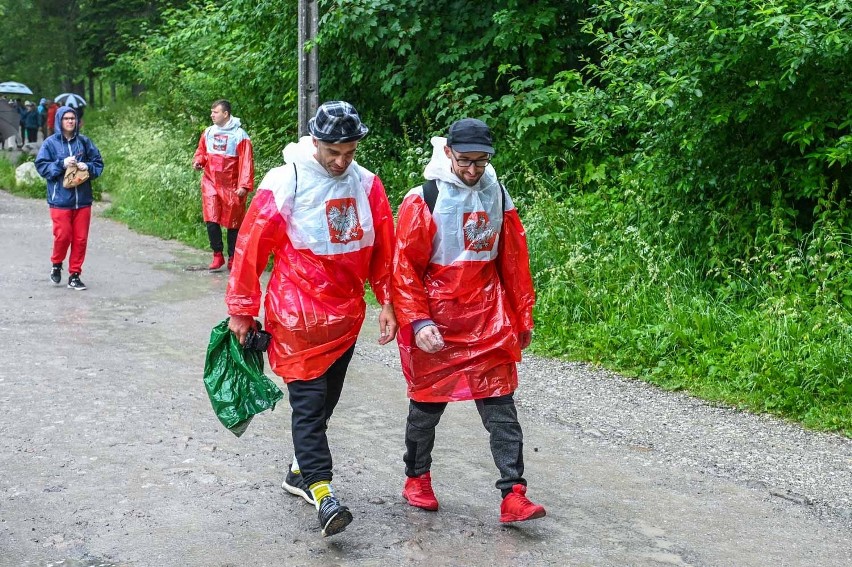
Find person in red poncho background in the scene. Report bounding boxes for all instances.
[193,99,254,271]
[226,101,397,537]
[392,118,546,524]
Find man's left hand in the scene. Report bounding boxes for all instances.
[377,303,398,345]
[235,188,248,198]
[519,330,532,350]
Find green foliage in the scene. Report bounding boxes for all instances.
[316,0,591,148]
[0,158,19,193]
[109,0,298,164]
[85,102,209,247]
[0,0,78,95]
[78,0,192,73]
[572,0,852,238]
[526,176,852,434]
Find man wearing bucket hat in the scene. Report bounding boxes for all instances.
[392,118,545,523]
[226,101,397,537]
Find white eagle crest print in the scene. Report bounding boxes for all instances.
[462,211,497,252]
[326,197,364,243]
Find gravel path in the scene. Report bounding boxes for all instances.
[358,325,852,532]
[515,357,852,529]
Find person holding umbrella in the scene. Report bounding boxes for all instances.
[54,93,86,128]
[35,106,104,290]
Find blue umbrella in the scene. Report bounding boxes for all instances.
[54,93,87,108]
[0,81,34,95]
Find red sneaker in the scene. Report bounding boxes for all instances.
[403,472,439,511]
[227,256,234,271]
[209,252,225,271]
[499,484,546,523]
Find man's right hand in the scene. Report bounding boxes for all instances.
[415,325,445,354]
[228,315,256,346]
[63,156,76,168]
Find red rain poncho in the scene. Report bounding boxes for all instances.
[226,136,394,381]
[193,116,254,228]
[392,137,535,403]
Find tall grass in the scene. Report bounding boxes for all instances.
[84,104,210,248]
[525,179,852,434]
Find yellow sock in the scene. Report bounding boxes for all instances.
[309,481,331,502]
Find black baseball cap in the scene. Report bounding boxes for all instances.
[446,118,494,154]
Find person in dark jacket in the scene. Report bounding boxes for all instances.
[35,105,104,290]
[22,101,40,143]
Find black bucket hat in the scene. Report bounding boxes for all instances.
[308,101,369,143]
[446,118,494,154]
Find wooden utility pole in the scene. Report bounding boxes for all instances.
[298,0,319,136]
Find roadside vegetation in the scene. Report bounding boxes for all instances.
[0,154,43,199]
[3,0,850,434]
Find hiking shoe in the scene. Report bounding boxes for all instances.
[50,263,62,285]
[209,252,225,271]
[282,469,315,506]
[67,273,87,291]
[500,484,546,523]
[403,472,439,511]
[317,495,353,537]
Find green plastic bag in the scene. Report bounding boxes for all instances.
[203,319,284,437]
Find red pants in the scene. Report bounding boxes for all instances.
[50,206,92,274]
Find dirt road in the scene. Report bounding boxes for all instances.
[0,190,849,567]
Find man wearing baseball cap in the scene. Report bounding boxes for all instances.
[392,118,545,523]
[226,101,397,537]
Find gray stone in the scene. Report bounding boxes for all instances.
[15,160,40,185]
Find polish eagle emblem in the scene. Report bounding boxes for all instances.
[326,198,363,243]
[463,212,497,251]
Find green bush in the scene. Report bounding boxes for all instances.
[85,103,209,248]
[526,173,851,434]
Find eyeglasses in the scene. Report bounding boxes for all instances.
[451,150,491,168]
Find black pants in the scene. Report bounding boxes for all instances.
[286,344,356,487]
[404,393,526,497]
[206,222,239,257]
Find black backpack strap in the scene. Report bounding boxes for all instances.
[423,179,438,214]
[293,162,298,196]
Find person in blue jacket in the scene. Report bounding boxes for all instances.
[35,106,104,290]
